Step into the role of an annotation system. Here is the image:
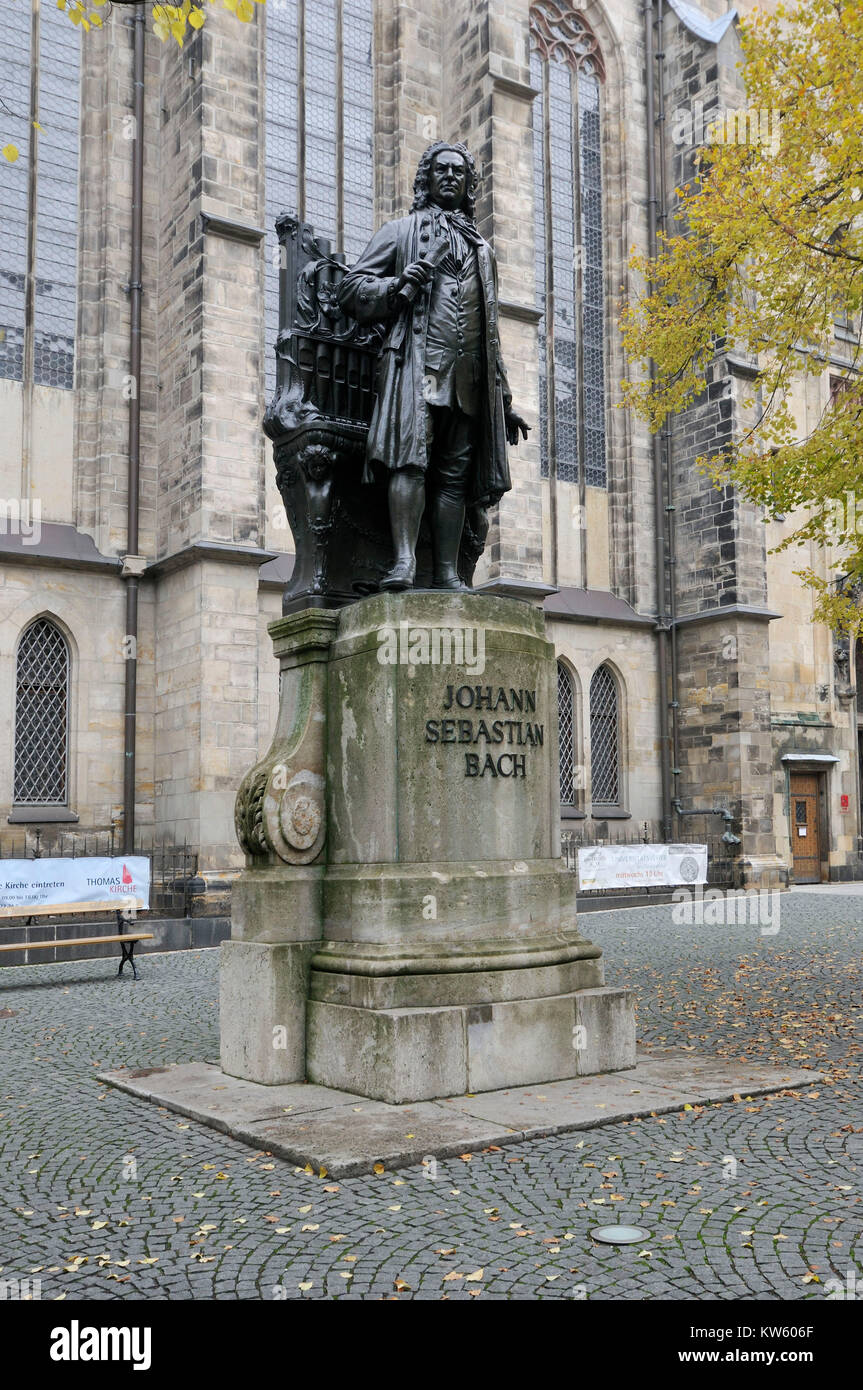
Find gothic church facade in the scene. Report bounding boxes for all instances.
[0,0,860,914]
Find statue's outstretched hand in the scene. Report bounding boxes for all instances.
[505,409,531,447]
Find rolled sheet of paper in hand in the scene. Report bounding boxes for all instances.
[393,234,451,310]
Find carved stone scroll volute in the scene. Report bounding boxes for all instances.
[234,610,339,865]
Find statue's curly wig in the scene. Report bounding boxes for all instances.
[410,142,478,221]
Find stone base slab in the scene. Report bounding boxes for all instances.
[305,985,635,1103]
[98,1054,824,1178]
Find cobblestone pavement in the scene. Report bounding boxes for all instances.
[0,891,860,1301]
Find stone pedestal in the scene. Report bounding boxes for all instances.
[221,591,635,1101]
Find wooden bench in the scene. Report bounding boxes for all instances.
[0,902,153,979]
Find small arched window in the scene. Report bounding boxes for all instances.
[557,660,577,810]
[14,618,70,805]
[589,663,619,807]
[530,1,607,487]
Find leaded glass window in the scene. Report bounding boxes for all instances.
[557,661,577,809]
[0,3,80,390]
[579,69,606,486]
[305,0,340,238]
[589,664,619,807]
[0,3,30,384]
[341,0,375,262]
[530,2,607,487]
[264,0,374,397]
[14,618,70,805]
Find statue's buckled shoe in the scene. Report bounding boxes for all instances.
[380,558,416,591]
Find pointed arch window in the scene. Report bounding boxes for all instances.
[589,664,620,807]
[557,660,578,811]
[530,2,607,487]
[14,618,70,806]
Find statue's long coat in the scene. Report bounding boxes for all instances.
[338,208,513,510]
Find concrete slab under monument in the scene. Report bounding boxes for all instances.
[98,1054,823,1178]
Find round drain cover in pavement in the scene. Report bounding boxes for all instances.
[590,1225,650,1246]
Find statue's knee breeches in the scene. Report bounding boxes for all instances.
[427,405,476,504]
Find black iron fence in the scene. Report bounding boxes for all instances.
[1,819,739,918]
[562,815,740,896]
[0,828,199,919]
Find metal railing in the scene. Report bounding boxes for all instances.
[562,815,740,894]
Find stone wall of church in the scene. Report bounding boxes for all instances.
[658,7,783,881]
[149,8,269,890]
[75,16,160,561]
[0,16,159,855]
[549,617,662,826]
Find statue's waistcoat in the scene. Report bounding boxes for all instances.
[424,218,484,416]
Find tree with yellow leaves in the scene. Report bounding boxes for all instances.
[622,0,863,637]
[56,0,263,44]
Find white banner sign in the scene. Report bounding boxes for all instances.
[0,857,150,918]
[577,843,708,891]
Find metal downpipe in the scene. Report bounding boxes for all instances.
[644,0,674,840]
[122,4,145,855]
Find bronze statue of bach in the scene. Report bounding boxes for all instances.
[338,142,530,591]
